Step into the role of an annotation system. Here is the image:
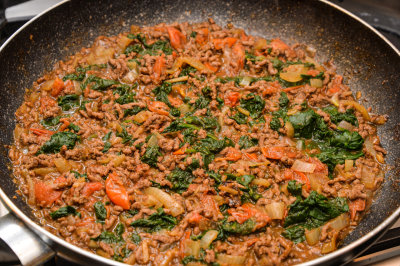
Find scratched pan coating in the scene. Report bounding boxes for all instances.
[0,0,399,265]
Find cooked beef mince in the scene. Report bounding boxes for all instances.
[9,19,387,265]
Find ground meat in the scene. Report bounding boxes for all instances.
[9,20,385,266]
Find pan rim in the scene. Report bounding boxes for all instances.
[0,0,399,265]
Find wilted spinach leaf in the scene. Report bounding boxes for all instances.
[50,206,79,219]
[37,132,79,154]
[131,208,177,232]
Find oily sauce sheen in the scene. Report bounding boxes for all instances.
[9,19,386,265]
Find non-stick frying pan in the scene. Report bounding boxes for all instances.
[0,0,400,265]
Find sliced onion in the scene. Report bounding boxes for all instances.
[254,38,268,50]
[165,76,189,83]
[122,69,139,84]
[144,187,184,216]
[296,140,304,150]
[341,100,370,121]
[291,160,316,173]
[364,137,377,158]
[184,239,200,258]
[147,134,159,147]
[239,76,252,87]
[308,173,329,193]
[166,57,209,74]
[361,165,375,189]
[178,104,192,115]
[200,230,218,249]
[27,177,35,205]
[73,80,83,95]
[330,213,350,231]
[40,80,54,91]
[33,167,57,176]
[337,120,355,131]
[279,64,307,82]
[237,106,250,116]
[112,154,126,167]
[54,158,71,173]
[305,227,321,246]
[285,121,294,138]
[321,238,336,254]
[310,78,323,88]
[133,111,151,123]
[344,160,353,172]
[264,202,285,220]
[217,254,246,265]
[251,178,271,187]
[331,93,340,107]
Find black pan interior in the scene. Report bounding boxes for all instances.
[1,0,400,248]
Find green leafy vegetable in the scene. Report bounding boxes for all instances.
[41,116,60,129]
[230,112,248,125]
[58,94,80,111]
[282,190,349,243]
[131,208,177,232]
[102,131,112,153]
[82,75,117,91]
[37,132,79,154]
[282,225,305,243]
[140,145,162,167]
[287,180,302,198]
[221,219,256,235]
[131,233,141,244]
[93,231,119,243]
[239,93,265,119]
[68,123,80,132]
[94,201,107,221]
[323,106,358,126]
[116,127,133,144]
[115,223,125,240]
[238,136,258,150]
[126,33,173,56]
[168,168,194,193]
[153,82,172,106]
[50,206,79,219]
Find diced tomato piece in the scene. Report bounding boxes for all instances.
[147,100,170,116]
[39,96,57,114]
[179,230,191,259]
[167,94,183,107]
[204,62,218,72]
[105,172,130,210]
[75,217,95,227]
[270,39,290,51]
[152,55,166,81]
[82,182,103,197]
[212,37,238,50]
[173,147,186,155]
[215,147,242,162]
[34,181,62,207]
[224,91,241,107]
[349,199,366,220]
[195,28,209,45]
[306,69,320,77]
[244,152,259,161]
[167,27,186,50]
[50,77,65,97]
[29,128,54,136]
[188,212,203,224]
[201,195,222,219]
[232,42,245,70]
[294,171,311,192]
[261,146,297,160]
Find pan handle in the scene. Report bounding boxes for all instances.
[0,213,55,266]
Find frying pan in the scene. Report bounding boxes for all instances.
[0,0,399,265]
